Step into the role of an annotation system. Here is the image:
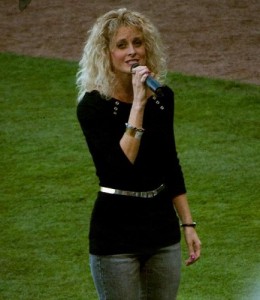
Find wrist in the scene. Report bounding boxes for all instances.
[131,101,146,111]
[180,222,197,228]
[125,123,145,140]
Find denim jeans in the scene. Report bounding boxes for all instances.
[89,243,181,300]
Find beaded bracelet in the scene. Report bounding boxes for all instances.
[125,123,145,140]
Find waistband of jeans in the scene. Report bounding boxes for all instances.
[99,183,165,198]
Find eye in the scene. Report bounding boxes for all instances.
[116,41,127,49]
[133,38,143,47]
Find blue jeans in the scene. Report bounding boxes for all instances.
[89,243,181,300]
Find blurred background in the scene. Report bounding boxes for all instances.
[1,0,259,84]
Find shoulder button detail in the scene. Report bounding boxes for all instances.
[153,96,164,110]
[113,101,120,115]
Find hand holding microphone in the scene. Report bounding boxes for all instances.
[131,63,164,97]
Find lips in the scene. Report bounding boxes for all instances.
[126,60,139,66]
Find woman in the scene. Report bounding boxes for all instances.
[76,8,201,300]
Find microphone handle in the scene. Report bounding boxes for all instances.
[145,75,163,94]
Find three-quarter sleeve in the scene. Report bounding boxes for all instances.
[150,87,186,198]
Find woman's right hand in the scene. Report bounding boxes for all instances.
[131,65,151,107]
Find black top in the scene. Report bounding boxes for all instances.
[77,86,186,255]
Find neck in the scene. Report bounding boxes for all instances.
[112,75,134,103]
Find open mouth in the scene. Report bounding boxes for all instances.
[126,60,139,66]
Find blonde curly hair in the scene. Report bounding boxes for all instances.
[76,8,167,101]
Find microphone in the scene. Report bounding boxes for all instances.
[131,63,164,97]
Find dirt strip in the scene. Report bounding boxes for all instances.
[1,0,259,85]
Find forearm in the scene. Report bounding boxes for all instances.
[173,193,201,266]
[119,104,145,164]
[119,65,153,163]
[172,193,194,224]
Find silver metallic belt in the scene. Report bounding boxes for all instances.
[100,184,165,198]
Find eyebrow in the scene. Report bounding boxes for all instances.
[117,36,143,43]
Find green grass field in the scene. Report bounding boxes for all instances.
[1,53,259,299]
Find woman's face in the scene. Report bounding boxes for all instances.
[109,26,146,75]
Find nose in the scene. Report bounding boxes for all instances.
[128,44,136,56]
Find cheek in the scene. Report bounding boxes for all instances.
[140,47,146,58]
[111,50,124,65]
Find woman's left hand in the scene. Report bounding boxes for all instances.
[183,227,201,266]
